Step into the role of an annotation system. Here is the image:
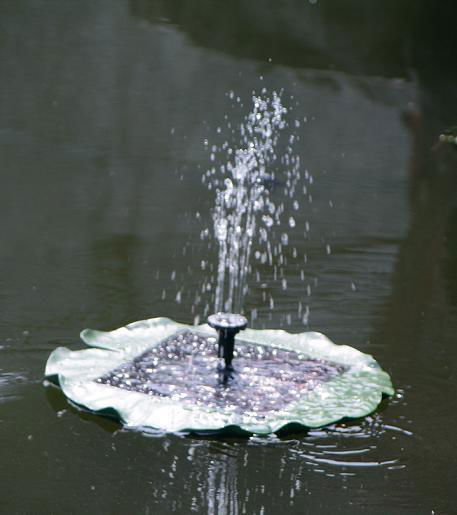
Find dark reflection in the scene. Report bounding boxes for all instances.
[444,207,457,306]
[375,0,457,343]
[45,383,121,433]
[370,3,457,510]
[130,0,414,76]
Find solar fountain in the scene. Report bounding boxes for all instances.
[45,91,393,435]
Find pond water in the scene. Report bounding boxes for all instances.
[1,1,457,513]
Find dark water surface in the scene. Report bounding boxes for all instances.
[1,1,457,513]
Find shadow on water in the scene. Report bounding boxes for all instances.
[45,382,122,434]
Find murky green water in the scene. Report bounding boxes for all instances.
[1,1,457,513]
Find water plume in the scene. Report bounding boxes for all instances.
[203,90,303,315]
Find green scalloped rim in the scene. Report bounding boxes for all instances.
[44,317,394,435]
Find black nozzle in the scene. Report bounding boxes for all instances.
[207,313,248,369]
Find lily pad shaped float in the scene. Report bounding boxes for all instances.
[45,317,394,435]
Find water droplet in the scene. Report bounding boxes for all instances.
[262,215,274,227]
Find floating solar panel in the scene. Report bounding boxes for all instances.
[44,317,394,435]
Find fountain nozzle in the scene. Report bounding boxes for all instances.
[207,313,248,369]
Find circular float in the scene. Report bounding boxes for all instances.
[45,315,393,435]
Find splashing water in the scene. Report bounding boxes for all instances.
[201,90,303,314]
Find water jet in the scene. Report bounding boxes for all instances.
[44,90,394,435]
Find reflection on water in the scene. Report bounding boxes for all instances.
[128,408,414,513]
[0,370,27,403]
[130,0,413,76]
